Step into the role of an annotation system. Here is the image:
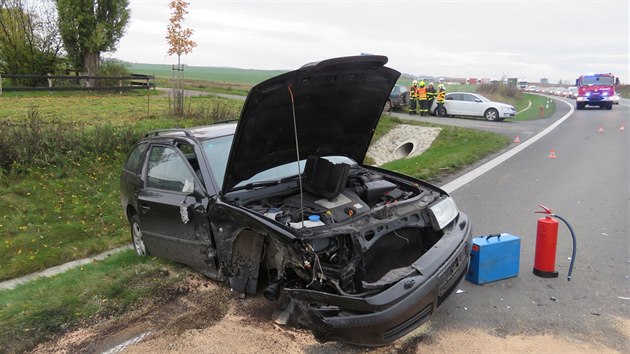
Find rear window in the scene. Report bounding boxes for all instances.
[124,143,148,173]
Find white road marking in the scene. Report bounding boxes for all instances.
[441,98,575,194]
[101,331,152,354]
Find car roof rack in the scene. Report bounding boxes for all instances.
[144,129,195,138]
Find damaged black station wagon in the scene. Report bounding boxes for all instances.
[120,55,472,346]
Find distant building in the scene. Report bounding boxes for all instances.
[540,77,549,84]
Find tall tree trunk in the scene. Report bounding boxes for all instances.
[82,51,100,87]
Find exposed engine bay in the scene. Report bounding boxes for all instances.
[239,156,449,299]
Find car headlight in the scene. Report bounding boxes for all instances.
[603,92,609,96]
[429,196,459,230]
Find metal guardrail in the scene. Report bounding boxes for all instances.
[0,73,155,93]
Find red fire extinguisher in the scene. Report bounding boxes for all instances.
[533,205,577,281]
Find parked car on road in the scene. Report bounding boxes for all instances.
[384,84,409,111]
[431,92,516,121]
[120,55,472,346]
[568,86,578,99]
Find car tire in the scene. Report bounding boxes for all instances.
[484,108,499,121]
[130,214,148,257]
[576,102,584,110]
[606,103,613,110]
[435,107,447,117]
[384,100,392,112]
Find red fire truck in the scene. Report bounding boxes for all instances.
[575,73,618,110]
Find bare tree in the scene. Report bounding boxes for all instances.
[166,0,196,116]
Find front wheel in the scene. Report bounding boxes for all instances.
[576,102,585,110]
[606,103,613,110]
[130,214,148,257]
[484,108,499,121]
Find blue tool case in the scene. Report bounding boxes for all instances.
[466,233,521,285]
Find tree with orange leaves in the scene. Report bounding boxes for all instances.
[166,0,196,116]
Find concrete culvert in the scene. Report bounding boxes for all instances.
[393,141,415,159]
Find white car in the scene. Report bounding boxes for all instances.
[612,92,620,104]
[431,92,516,121]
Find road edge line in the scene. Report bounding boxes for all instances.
[442,97,574,193]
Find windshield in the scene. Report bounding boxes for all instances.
[581,76,614,86]
[235,156,357,188]
[201,135,234,188]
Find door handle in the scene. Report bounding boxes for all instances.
[140,204,151,213]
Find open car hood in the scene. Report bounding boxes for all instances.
[223,55,400,192]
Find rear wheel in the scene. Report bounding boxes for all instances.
[484,108,499,121]
[383,100,392,112]
[130,214,148,257]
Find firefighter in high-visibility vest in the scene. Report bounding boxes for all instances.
[436,84,446,117]
[409,80,418,115]
[417,81,428,116]
[426,82,437,115]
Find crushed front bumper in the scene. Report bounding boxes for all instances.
[286,212,472,346]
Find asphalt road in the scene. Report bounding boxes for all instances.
[421,97,628,350]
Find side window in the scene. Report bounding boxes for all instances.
[124,142,148,173]
[447,93,462,101]
[463,94,479,102]
[146,146,195,193]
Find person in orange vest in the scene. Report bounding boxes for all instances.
[409,80,418,115]
[417,81,428,116]
[426,82,437,115]
[436,84,446,117]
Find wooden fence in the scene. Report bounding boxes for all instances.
[0,74,155,93]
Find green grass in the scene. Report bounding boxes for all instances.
[380,117,510,182]
[129,63,286,85]
[514,93,556,120]
[0,91,243,125]
[0,157,129,281]
[0,250,189,353]
[616,84,630,99]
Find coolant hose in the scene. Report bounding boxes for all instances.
[552,214,577,281]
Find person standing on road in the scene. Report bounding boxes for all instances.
[426,82,437,115]
[436,84,446,117]
[409,80,418,115]
[417,81,428,116]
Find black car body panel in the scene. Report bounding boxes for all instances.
[120,55,473,346]
[223,55,399,193]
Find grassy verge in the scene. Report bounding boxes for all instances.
[0,157,129,281]
[380,116,510,182]
[0,251,189,353]
[514,93,556,120]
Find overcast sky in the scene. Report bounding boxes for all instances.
[115,0,629,83]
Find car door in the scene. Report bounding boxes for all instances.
[137,143,212,269]
[444,93,463,115]
[461,93,484,116]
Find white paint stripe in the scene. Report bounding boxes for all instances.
[516,100,532,114]
[101,331,152,354]
[441,98,575,194]
[0,245,133,291]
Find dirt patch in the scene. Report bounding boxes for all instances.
[31,276,231,354]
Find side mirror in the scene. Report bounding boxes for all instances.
[615,77,620,86]
[575,79,579,86]
[475,99,482,103]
